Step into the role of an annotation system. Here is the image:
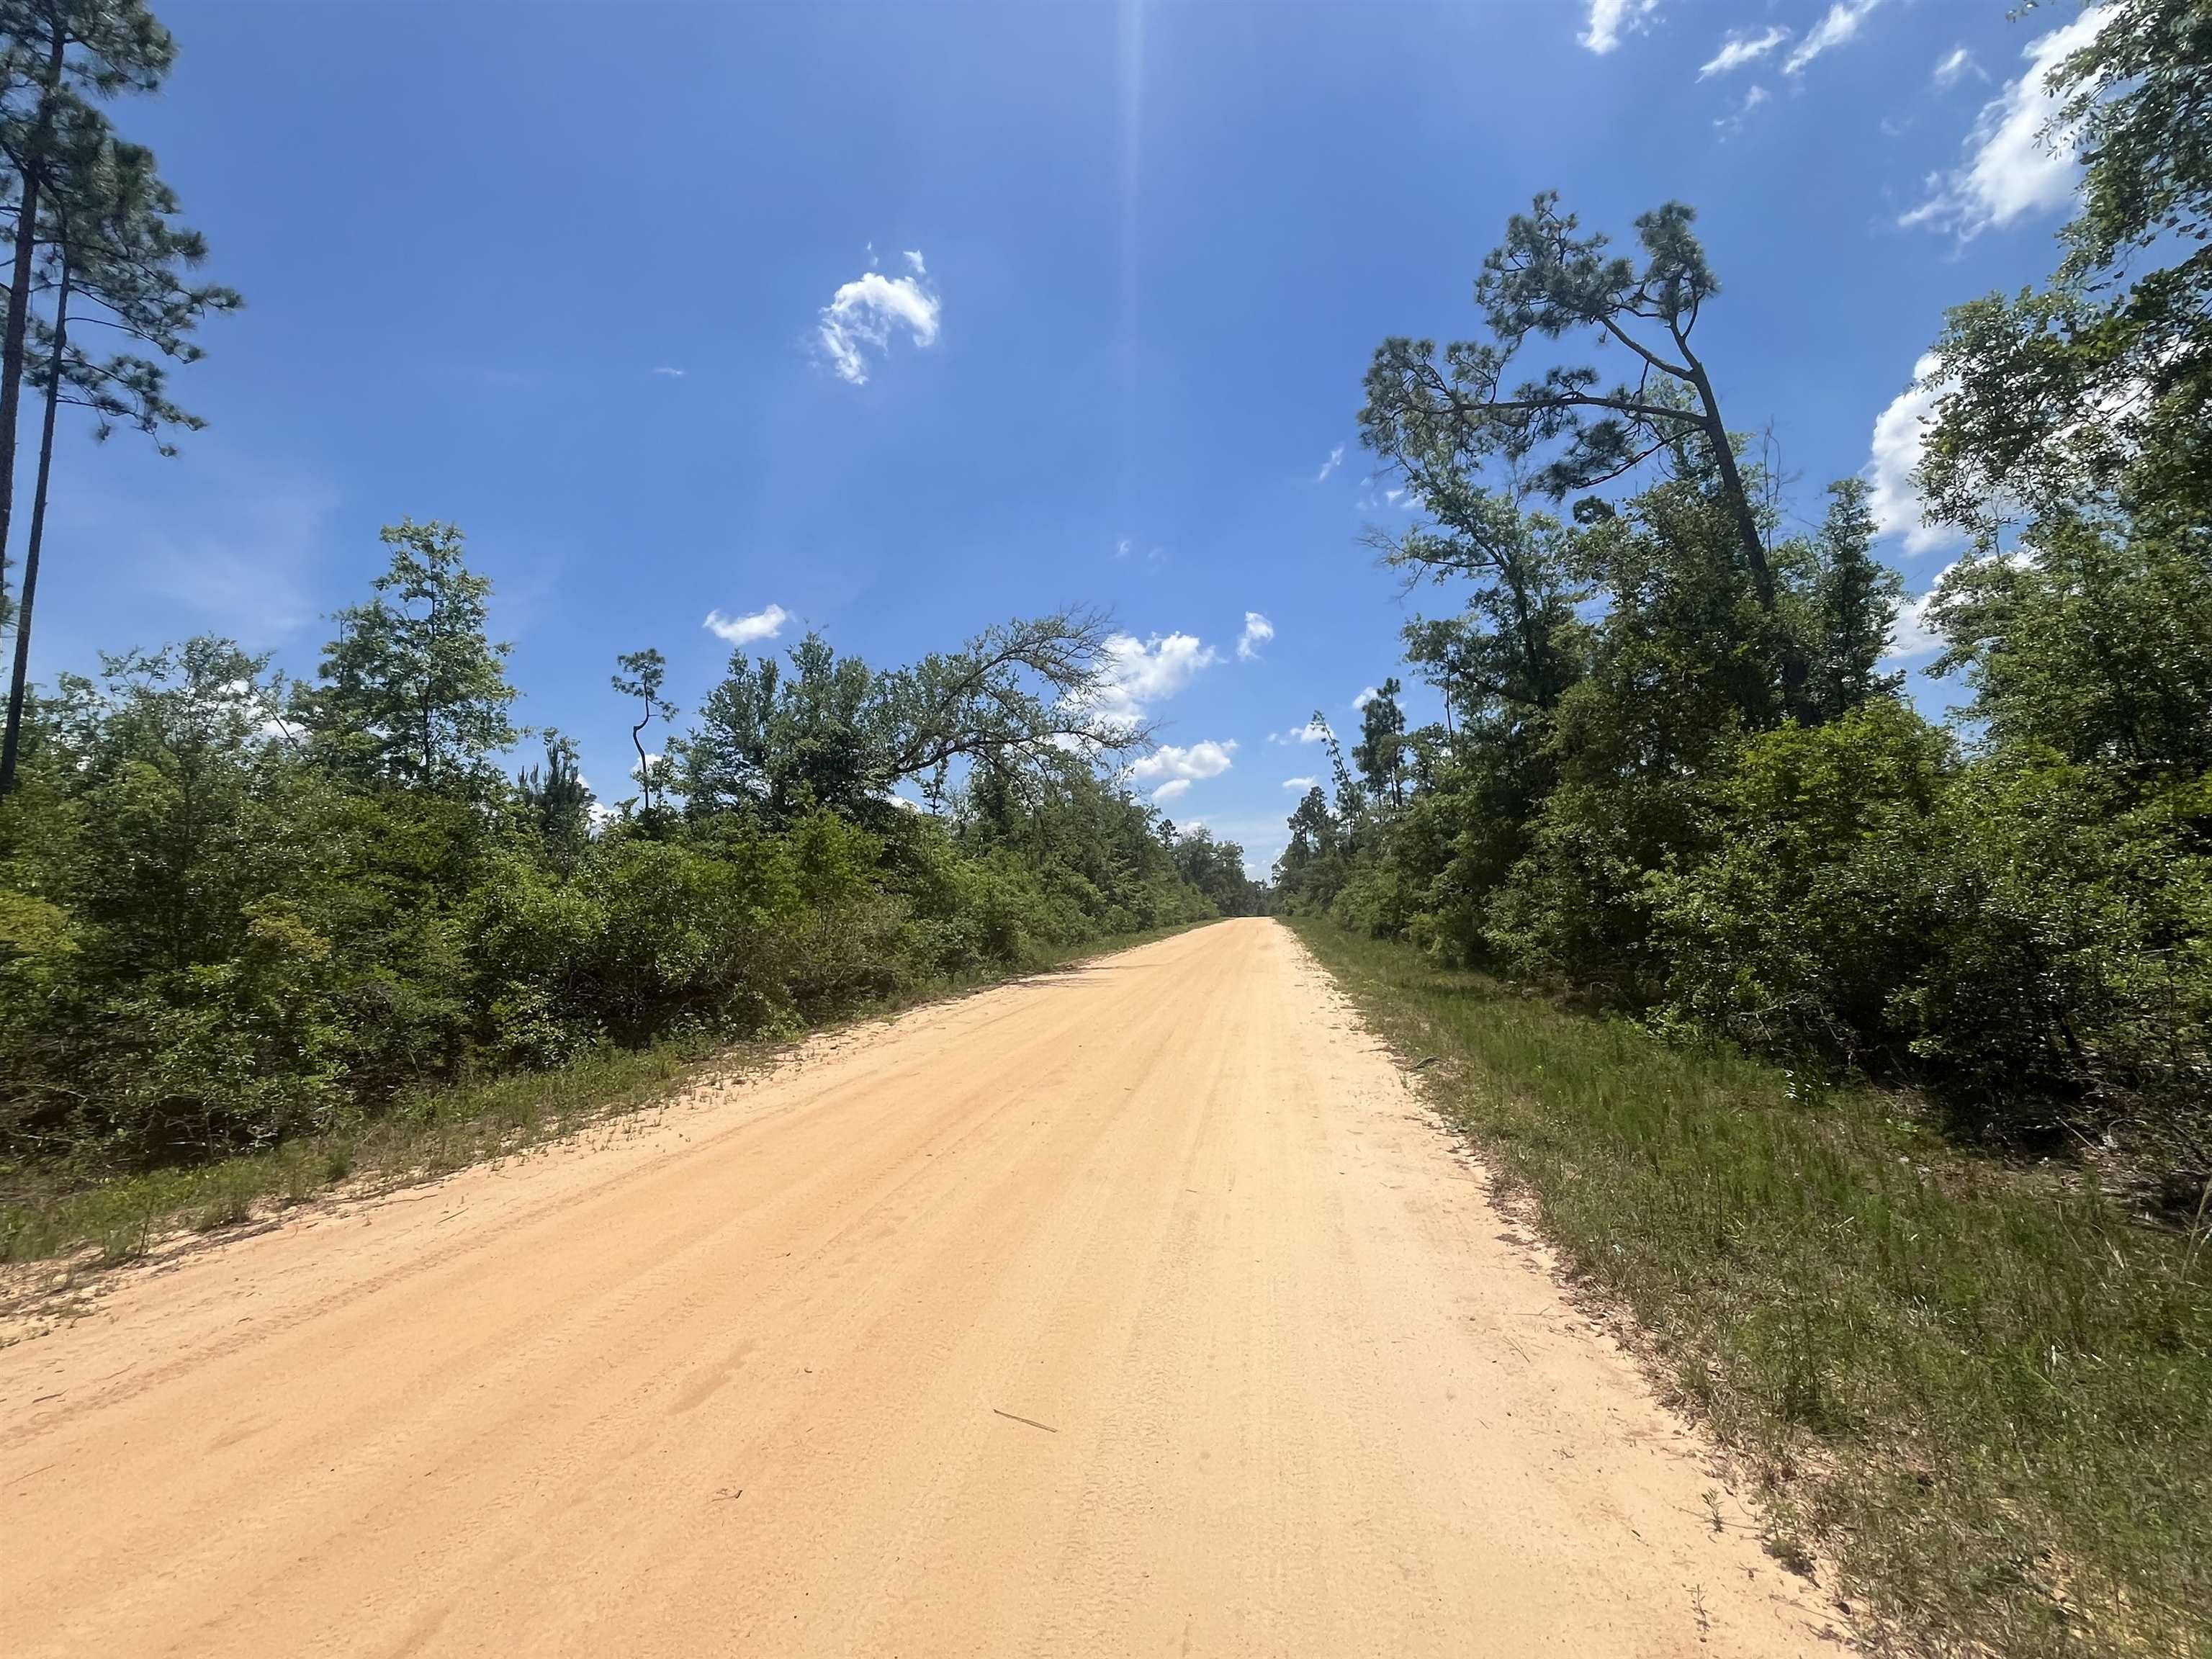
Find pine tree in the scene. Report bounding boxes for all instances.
[0,0,174,603]
[0,116,236,792]
[1804,477,1902,724]
[518,732,594,863]
[1352,678,1408,807]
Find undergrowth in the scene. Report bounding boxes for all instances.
[0,922,1210,1274]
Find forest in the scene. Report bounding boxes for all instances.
[1279,0,2211,1211]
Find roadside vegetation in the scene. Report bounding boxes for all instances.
[0,9,1261,1239]
[1281,0,2209,1213]
[1296,918,2210,1658]
[1277,3,2211,1652]
[0,536,1261,1223]
[0,920,1210,1273]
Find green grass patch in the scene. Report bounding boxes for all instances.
[0,920,1215,1275]
[1292,916,2211,1659]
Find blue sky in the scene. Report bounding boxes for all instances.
[31,0,2098,872]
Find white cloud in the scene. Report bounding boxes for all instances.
[1884,577,1951,664]
[1316,444,1344,482]
[1887,551,2036,662]
[1899,9,2105,239]
[1268,717,1333,745]
[1700,25,1787,77]
[1359,480,1420,513]
[1865,354,1963,557]
[1152,778,1192,804]
[650,366,686,378]
[1931,45,1981,88]
[1130,739,1238,787]
[1784,0,1884,76]
[1352,685,1381,711]
[1114,536,1133,559]
[817,253,941,385]
[1282,775,1318,791]
[1236,611,1275,661]
[1089,631,1219,721]
[1581,0,1658,55]
[705,603,791,645]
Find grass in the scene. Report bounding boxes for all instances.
[0,919,1215,1279]
[1292,916,2212,1659]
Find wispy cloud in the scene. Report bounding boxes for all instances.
[1112,534,1168,565]
[1581,0,1659,55]
[1267,717,1332,746]
[56,455,338,647]
[704,603,791,645]
[1714,84,1770,139]
[650,366,686,379]
[1930,45,1982,88]
[1900,9,2105,239]
[817,248,940,385]
[1865,354,1962,557]
[1700,25,1787,77]
[1316,444,1344,482]
[1236,611,1275,662]
[1282,775,1318,791]
[1784,0,1884,76]
[1152,778,1192,804]
[1358,480,1420,513]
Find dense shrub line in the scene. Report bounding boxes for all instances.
[0,545,1255,1179]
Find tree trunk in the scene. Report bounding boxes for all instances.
[0,254,67,795]
[1686,363,1808,706]
[0,30,68,605]
[1686,367,1775,613]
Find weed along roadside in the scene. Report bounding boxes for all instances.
[1292,915,2212,1659]
[0,921,1220,1287]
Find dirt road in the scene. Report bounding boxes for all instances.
[4,920,1827,1657]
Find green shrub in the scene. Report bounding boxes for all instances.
[1650,701,1950,1066]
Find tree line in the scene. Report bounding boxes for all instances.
[0,523,1256,1169]
[1280,0,2210,1207]
[0,1,1260,1177]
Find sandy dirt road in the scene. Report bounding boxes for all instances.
[4,919,1830,1657]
